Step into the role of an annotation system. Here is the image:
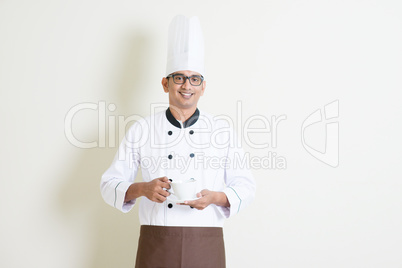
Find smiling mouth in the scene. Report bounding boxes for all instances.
[180,92,193,98]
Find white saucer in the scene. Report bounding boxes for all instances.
[167,196,199,203]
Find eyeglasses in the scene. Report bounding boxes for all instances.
[166,73,204,86]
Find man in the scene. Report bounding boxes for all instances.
[100,15,255,267]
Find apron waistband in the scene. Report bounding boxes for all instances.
[140,225,223,237]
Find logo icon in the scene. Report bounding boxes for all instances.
[301,100,339,167]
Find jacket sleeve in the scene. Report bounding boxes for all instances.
[100,123,141,213]
[217,128,256,218]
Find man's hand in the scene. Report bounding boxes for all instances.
[142,177,171,203]
[181,189,230,210]
[125,177,171,203]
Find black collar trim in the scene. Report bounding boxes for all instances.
[165,108,200,129]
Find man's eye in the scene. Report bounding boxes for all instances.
[175,76,184,81]
[191,77,200,82]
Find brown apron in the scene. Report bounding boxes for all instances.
[135,225,226,268]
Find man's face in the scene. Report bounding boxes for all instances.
[162,70,206,113]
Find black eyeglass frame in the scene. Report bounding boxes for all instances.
[166,73,204,86]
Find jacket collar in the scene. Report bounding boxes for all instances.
[165,108,199,129]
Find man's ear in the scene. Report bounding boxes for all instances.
[162,77,169,93]
[200,80,206,96]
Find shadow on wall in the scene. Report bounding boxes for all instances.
[58,32,152,268]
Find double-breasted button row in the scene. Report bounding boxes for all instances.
[166,129,196,210]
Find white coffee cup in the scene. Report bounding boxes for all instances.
[168,178,197,200]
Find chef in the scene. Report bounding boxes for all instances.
[100,15,256,268]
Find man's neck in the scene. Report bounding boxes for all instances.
[169,106,197,122]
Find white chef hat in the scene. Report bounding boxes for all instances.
[166,15,205,77]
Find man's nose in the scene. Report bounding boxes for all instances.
[181,78,192,89]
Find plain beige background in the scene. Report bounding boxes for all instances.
[1,0,401,267]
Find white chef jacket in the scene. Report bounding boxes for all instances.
[100,108,255,227]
